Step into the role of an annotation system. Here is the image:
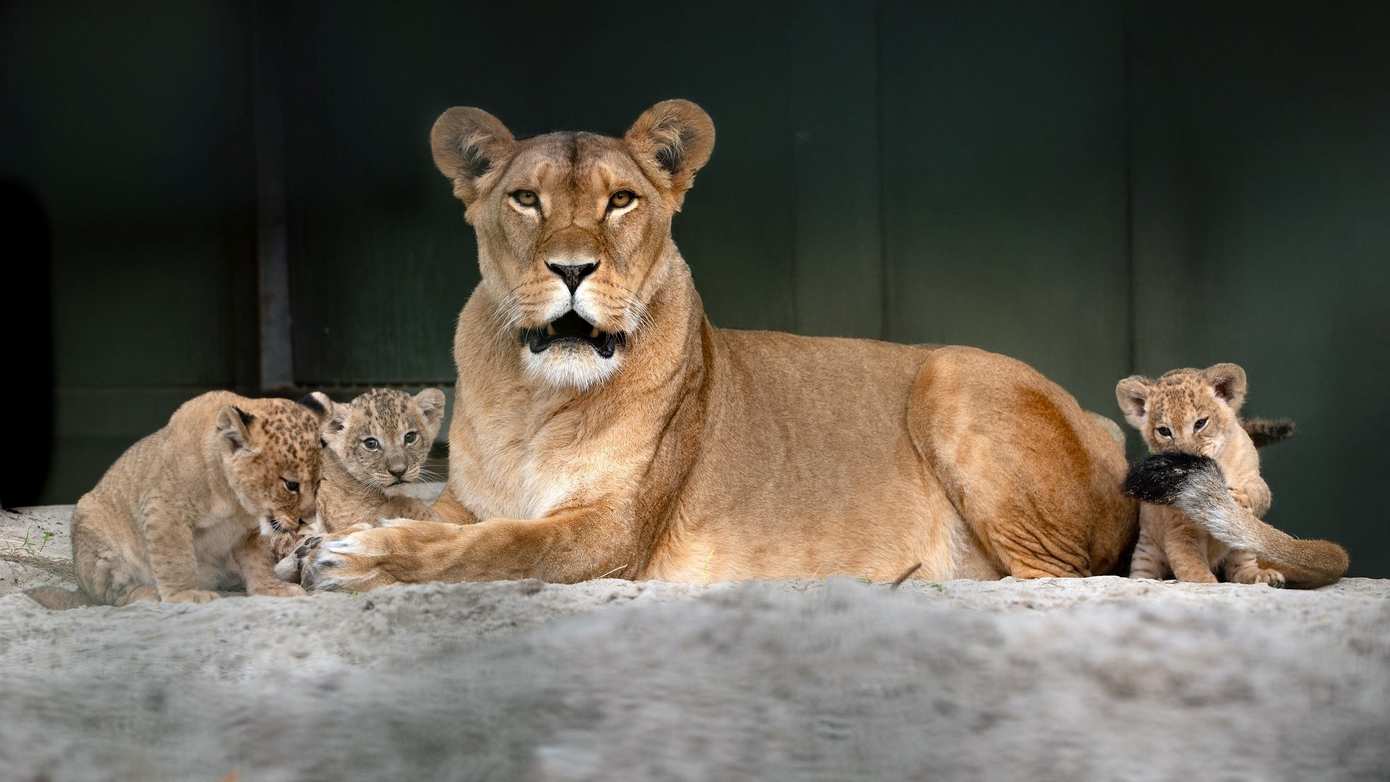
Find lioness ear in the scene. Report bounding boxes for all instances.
[430,107,516,205]
[1114,376,1152,430]
[1202,363,1248,413]
[624,99,715,208]
[415,388,447,438]
[216,405,255,452]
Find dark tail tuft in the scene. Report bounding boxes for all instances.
[1242,417,1296,448]
[1123,453,1221,505]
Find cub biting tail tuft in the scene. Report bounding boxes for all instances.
[1124,453,1349,588]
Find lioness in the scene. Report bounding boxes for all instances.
[305,99,1140,591]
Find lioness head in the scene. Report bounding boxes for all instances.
[214,398,326,537]
[1115,363,1249,457]
[430,100,715,390]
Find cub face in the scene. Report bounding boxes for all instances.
[1115,363,1249,457]
[430,100,715,390]
[214,399,325,536]
[320,388,446,489]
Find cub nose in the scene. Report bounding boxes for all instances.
[388,465,406,479]
[546,261,599,294]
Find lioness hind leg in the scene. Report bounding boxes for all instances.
[907,346,1138,579]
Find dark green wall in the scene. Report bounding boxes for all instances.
[4,1,1387,574]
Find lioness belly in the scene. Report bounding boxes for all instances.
[643,330,1000,583]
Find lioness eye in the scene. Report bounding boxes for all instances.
[404,431,418,444]
[607,190,636,211]
[512,190,539,208]
[1194,417,1209,432]
[362,437,380,451]
[283,479,299,493]
[1156,426,1173,438]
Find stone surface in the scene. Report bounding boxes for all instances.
[1,503,1387,781]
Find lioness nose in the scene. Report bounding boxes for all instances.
[547,261,599,293]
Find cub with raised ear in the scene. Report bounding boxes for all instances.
[1116,363,1347,587]
[310,387,446,532]
[272,388,446,583]
[30,392,325,608]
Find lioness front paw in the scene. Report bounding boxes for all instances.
[302,525,407,593]
[165,589,220,604]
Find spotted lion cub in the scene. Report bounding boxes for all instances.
[36,392,327,607]
[1116,363,1285,586]
[273,388,446,582]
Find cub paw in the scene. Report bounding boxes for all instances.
[165,589,220,604]
[254,581,307,598]
[1252,568,1286,588]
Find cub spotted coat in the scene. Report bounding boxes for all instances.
[62,392,324,605]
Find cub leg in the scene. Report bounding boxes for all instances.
[142,497,220,603]
[235,531,306,597]
[1161,522,1218,584]
[72,499,158,606]
[1224,548,1286,588]
[1128,521,1169,579]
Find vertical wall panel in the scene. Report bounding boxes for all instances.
[879,1,1130,415]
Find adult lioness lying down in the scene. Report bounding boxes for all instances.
[305,100,1139,590]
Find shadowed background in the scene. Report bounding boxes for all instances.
[2,1,1386,574]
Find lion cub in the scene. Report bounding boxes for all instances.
[273,388,445,581]
[63,392,326,605]
[1116,363,1286,586]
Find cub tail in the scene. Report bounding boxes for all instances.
[25,586,95,610]
[1124,453,1348,588]
[1242,417,1297,448]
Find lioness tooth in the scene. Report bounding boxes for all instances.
[546,324,557,337]
[590,327,600,338]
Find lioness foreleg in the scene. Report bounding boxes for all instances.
[303,507,633,592]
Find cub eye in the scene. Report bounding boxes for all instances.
[319,438,328,449]
[283,479,299,493]
[1194,417,1209,432]
[1156,426,1173,438]
[512,190,539,208]
[362,437,381,451]
[607,190,636,211]
[404,431,418,445]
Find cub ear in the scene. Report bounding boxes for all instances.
[215,405,255,452]
[1202,363,1248,413]
[1114,376,1152,430]
[297,392,333,421]
[415,388,447,438]
[624,99,716,208]
[431,107,516,205]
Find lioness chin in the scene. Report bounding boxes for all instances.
[305,99,1144,591]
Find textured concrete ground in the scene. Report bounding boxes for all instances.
[2,504,1388,781]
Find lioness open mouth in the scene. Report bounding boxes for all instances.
[520,310,627,358]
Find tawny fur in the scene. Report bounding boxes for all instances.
[57,392,325,606]
[273,388,446,583]
[302,101,1138,592]
[1117,364,1342,587]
